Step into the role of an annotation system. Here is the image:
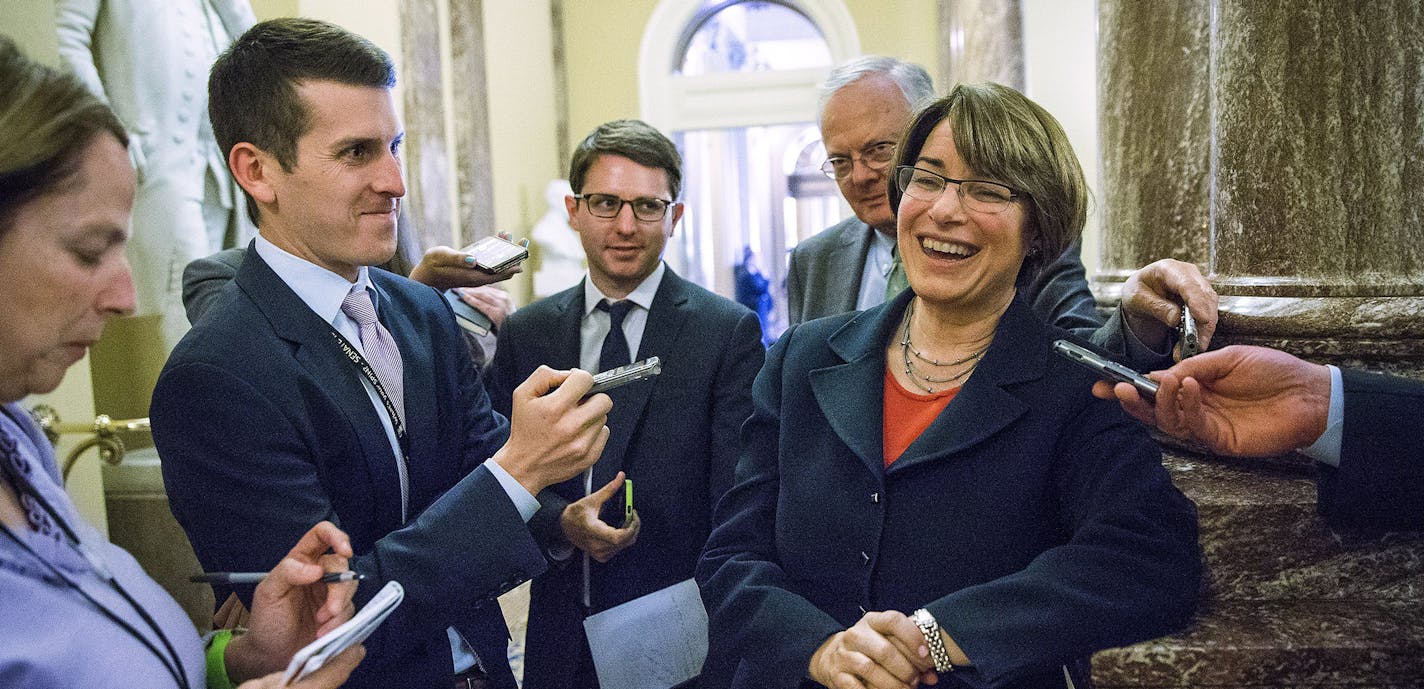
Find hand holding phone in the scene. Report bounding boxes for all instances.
[461,235,529,273]
[1053,340,1159,400]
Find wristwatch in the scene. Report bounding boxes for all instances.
[910,608,955,673]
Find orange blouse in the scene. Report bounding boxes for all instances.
[882,367,959,466]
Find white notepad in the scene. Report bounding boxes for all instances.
[281,579,405,685]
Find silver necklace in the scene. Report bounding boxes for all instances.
[897,301,990,394]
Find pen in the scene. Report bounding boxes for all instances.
[190,571,365,585]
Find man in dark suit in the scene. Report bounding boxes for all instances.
[150,19,611,689]
[1095,344,1424,530]
[483,119,765,689]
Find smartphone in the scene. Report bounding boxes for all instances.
[587,357,662,397]
[443,289,493,336]
[461,235,529,273]
[1052,339,1159,400]
[1178,305,1199,358]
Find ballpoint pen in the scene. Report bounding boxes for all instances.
[189,571,365,585]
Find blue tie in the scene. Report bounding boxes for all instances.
[597,299,635,373]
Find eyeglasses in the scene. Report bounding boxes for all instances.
[820,142,896,180]
[894,165,1023,214]
[575,193,675,222]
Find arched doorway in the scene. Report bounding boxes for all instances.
[640,0,858,339]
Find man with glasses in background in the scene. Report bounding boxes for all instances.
[786,56,1103,332]
[483,119,765,689]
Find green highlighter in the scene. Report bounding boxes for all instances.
[623,479,634,526]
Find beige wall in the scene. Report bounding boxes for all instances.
[483,0,560,302]
[562,0,940,154]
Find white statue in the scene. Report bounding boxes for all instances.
[531,179,586,298]
[56,0,258,351]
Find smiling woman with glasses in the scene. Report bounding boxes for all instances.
[697,82,1201,689]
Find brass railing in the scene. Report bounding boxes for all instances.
[29,404,150,483]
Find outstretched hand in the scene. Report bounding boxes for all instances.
[408,241,522,291]
[561,471,641,562]
[1093,345,1332,457]
[1119,259,1218,359]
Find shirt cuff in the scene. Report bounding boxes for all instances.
[1119,306,1172,365]
[483,458,539,522]
[1300,364,1343,467]
[204,629,238,689]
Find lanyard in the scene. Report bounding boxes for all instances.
[329,328,412,523]
[0,408,192,689]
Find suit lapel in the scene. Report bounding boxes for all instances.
[830,219,875,314]
[887,298,1045,475]
[549,284,586,372]
[810,293,907,478]
[235,249,406,526]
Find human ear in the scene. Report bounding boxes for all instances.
[229,142,277,205]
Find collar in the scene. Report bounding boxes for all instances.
[254,234,374,324]
[582,262,666,316]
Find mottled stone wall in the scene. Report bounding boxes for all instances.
[1096,0,1424,375]
[938,0,1024,91]
[1092,3,1424,686]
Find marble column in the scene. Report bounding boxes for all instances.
[399,0,456,251]
[937,0,1024,91]
[1097,0,1424,376]
[1093,2,1424,686]
[399,0,497,249]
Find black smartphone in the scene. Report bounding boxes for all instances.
[461,236,528,273]
[1178,304,1199,358]
[1052,339,1159,400]
[443,289,493,336]
[587,357,662,396]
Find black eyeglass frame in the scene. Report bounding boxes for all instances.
[573,193,677,222]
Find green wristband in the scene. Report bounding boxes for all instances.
[205,629,239,689]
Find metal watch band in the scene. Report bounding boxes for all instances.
[911,608,955,673]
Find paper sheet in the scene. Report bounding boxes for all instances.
[583,578,707,689]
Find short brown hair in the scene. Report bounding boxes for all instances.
[568,119,682,199]
[0,37,128,236]
[889,82,1089,286]
[209,18,396,223]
